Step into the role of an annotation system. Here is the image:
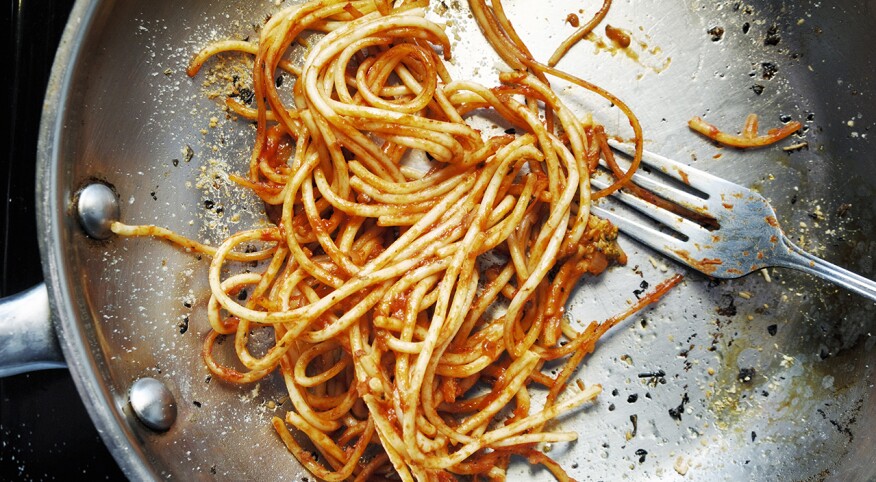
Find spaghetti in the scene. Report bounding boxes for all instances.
[112,0,682,480]
[688,113,802,148]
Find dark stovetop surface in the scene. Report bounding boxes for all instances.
[2,0,125,479]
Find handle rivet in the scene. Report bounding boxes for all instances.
[129,377,177,432]
[76,183,119,239]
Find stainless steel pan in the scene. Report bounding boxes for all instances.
[4,0,873,479]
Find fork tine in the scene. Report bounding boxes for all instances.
[591,177,711,242]
[595,159,710,214]
[590,205,681,249]
[607,139,740,193]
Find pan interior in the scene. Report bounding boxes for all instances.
[46,0,876,479]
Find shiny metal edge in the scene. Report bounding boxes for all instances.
[36,0,156,480]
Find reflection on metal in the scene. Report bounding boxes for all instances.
[0,284,64,377]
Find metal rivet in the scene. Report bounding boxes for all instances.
[76,183,119,239]
[129,377,177,432]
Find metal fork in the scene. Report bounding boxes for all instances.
[590,140,876,302]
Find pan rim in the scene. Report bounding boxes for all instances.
[36,0,156,479]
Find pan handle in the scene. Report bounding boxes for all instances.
[0,283,65,377]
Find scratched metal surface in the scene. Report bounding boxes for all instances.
[38,0,875,480]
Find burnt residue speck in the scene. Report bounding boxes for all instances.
[716,294,737,316]
[742,22,750,34]
[172,158,179,167]
[764,24,781,46]
[669,393,690,421]
[751,84,765,95]
[193,400,202,408]
[738,367,756,383]
[767,324,777,336]
[179,315,189,334]
[608,403,616,412]
[635,448,647,463]
[611,388,619,396]
[751,431,757,442]
[761,62,778,80]
[630,414,638,438]
[708,26,725,41]
[204,199,215,210]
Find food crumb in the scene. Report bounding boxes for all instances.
[674,456,690,476]
[738,291,752,300]
[707,26,724,41]
[209,116,219,128]
[566,13,579,27]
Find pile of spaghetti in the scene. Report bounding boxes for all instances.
[113,0,681,480]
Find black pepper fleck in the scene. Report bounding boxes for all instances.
[179,315,189,335]
[668,393,689,421]
[751,431,757,442]
[633,280,649,299]
[238,289,248,301]
[635,448,648,463]
[767,324,778,336]
[193,400,202,408]
[742,22,750,34]
[627,394,639,403]
[204,199,215,210]
[751,84,765,95]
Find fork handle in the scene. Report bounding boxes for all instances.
[775,236,876,302]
